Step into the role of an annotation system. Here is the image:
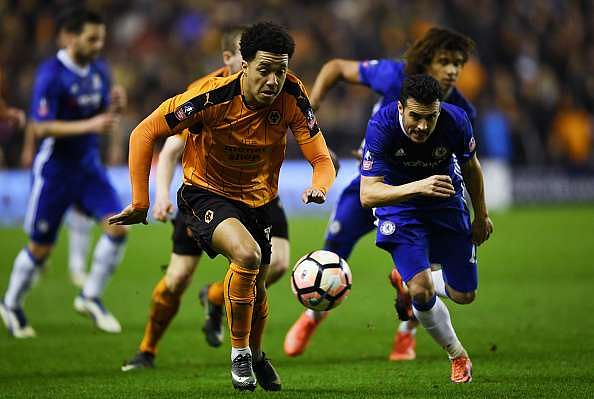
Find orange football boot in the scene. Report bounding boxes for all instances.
[450,356,473,383]
[389,268,413,321]
[389,330,416,361]
[283,312,326,357]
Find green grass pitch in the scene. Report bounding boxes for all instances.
[1,205,593,398]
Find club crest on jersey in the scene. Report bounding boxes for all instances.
[362,150,373,171]
[268,110,281,125]
[38,98,49,117]
[175,102,196,121]
[433,146,448,159]
[469,137,476,152]
[204,210,214,223]
[380,221,396,235]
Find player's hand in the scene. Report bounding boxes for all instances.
[4,107,26,129]
[108,204,148,225]
[471,214,493,246]
[302,187,326,204]
[109,85,127,114]
[89,113,118,134]
[152,197,174,222]
[415,175,455,198]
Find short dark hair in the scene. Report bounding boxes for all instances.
[220,25,247,53]
[399,74,443,106]
[240,22,295,62]
[57,7,104,34]
[404,27,475,75]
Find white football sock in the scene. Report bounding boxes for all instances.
[398,320,417,334]
[82,235,126,298]
[231,346,251,361]
[305,309,327,321]
[413,296,467,359]
[431,269,448,298]
[67,209,93,275]
[4,249,44,309]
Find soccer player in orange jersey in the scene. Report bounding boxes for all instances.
[110,22,336,391]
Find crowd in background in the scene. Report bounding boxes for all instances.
[0,0,592,170]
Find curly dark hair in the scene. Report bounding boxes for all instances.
[57,7,104,34]
[400,74,443,106]
[240,22,295,62]
[404,27,475,75]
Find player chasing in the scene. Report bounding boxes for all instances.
[109,22,336,391]
[360,74,493,383]
[120,25,294,371]
[0,7,127,337]
[284,27,477,361]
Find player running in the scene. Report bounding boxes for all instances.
[121,25,295,371]
[284,27,477,361]
[0,7,127,337]
[360,74,493,382]
[109,22,336,391]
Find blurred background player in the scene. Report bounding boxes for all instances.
[284,27,477,360]
[360,74,493,383]
[0,7,127,338]
[120,25,288,371]
[109,22,336,391]
[18,25,128,290]
[0,66,27,167]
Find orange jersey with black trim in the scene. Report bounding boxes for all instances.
[154,71,326,207]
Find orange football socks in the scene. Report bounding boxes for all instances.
[224,262,258,348]
[208,281,225,306]
[139,277,181,354]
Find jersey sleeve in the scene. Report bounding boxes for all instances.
[29,64,61,122]
[360,106,393,177]
[453,108,476,163]
[287,79,321,145]
[358,59,404,96]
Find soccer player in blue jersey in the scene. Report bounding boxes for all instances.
[360,74,492,382]
[0,7,127,338]
[284,27,477,359]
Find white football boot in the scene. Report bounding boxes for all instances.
[74,295,121,333]
[0,302,36,338]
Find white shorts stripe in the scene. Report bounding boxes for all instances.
[24,138,54,234]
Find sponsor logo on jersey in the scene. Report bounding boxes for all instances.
[379,220,396,235]
[175,101,196,121]
[268,110,281,125]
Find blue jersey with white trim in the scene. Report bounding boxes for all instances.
[29,49,111,166]
[360,101,476,216]
[358,59,476,124]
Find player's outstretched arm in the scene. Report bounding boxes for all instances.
[309,59,361,111]
[461,154,493,245]
[34,113,118,138]
[298,134,336,204]
[360,175,456,208]
[152,134,185,222]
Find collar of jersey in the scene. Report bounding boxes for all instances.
[57,49,90,77]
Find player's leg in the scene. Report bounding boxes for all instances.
[122,251,200,371]
[66,207,94,288]
[429,230,478,382]
[178,186,264,391]
[285,178,374,357]
[75,168,127,333]
[2,166,70,338]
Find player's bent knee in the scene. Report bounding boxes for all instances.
[27,242,52,261]
[449,290,476,305]
[231,242,262,269]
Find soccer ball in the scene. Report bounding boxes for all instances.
[291,250,352,311]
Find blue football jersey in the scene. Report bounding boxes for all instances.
[29,49,111,165]
[360,101,476,216]
[358,59,476,125]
